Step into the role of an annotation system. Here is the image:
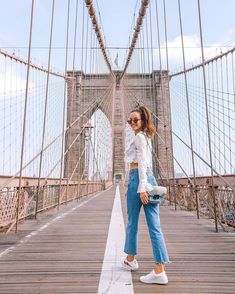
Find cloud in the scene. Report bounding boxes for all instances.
[154,33,234,71]
[164,34,201,66]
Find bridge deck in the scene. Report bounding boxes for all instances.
[0,185,234,294]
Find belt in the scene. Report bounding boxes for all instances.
[130,162,138,169]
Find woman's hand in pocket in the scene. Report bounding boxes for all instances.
[140,192,149,205]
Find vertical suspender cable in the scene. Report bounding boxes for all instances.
[219,55,226,173]
[177,0,199,218]
[145,12,151,93]
[142,26,147,100]
[163,0,177,208]
[139,33,145,103]
[77,0,85,199]
[148,1,158,167]
[15,0,35,232]
[63,0,79,207]
[154,0,171,193]
[197,0,218,231]
[35,0,55,218]
[225,55,232,173]
[58,0,70,209]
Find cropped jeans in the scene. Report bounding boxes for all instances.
[124,167,170,264]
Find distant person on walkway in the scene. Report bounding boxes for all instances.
[121,105,170,285]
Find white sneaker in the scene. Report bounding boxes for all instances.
[140,270,168,284]
[121,257,139,271]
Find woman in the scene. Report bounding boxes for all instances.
[121,105,170,285]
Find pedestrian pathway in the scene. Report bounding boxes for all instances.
[0,184,234,293]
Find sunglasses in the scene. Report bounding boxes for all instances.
[127,118,141,125]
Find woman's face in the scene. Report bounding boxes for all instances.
[127,111,142,134]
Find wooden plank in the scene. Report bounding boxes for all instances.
[119,185,235,294]
[0,187,115,293]
[0,184,234,293]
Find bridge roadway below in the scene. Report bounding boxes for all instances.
[0,184,234,293]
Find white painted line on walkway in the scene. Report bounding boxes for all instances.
[98,184,134,294]
[0,187,112,258]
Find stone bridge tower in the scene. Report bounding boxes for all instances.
[64,70,173,183]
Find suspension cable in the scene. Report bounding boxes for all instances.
[85,0,113,75]
[120,0,149,79]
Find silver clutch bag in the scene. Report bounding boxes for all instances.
[146,185,167,205]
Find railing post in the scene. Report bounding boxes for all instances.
[195,186,200,219]
[209,182,218,232]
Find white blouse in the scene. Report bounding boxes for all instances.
[124,131,153,193]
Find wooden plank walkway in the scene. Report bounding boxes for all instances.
[0,184,234,293]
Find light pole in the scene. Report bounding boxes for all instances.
[84,122,94,196]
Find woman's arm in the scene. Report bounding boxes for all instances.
[135,133,148,193]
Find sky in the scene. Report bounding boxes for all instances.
[0,0,235,177]
[0,0,235,73]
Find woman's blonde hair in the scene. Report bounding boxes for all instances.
[130,105,156,138]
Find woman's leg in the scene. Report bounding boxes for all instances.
[143,170,170,270]
[127,255,135,262]
[124,170,142,258]
[143,203,169,267]
[154,263,165,273]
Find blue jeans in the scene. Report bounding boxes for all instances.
[124,167,170,264]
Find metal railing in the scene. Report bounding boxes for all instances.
[0,175,113,232]
[161,175,235,230]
